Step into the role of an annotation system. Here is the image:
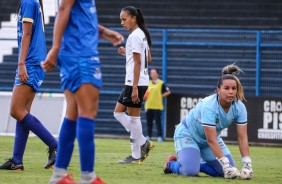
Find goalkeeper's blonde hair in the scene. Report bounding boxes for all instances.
[217,63,246,101]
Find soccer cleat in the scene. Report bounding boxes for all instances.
[117,155,141,164]
[163,155,177,174]
[56,175,77,184]
[0,158,24,171]
[44,148,56,169]
[91,177,106,184]
[140,140,154,161]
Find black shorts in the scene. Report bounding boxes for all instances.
[117,85,148,108]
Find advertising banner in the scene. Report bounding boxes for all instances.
[0,92,65,136]
[166,94,282,146]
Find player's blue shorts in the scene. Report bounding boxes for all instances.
[57,55,102,92]
[14,65,45,92]
[174,120,231,161]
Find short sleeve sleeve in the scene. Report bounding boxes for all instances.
[201,106,217,127]
[130,35,142,53]
[21,1,36,24]
[162,83,170,93]
[235,101,247,124]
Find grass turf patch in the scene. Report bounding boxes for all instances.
[0,136,282,184]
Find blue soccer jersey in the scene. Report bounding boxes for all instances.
[17,0,46,65]
[59,0,99,57]
[183,93,247,146]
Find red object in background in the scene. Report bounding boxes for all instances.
[143,90,149,100]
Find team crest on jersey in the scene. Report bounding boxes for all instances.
[93,68,101,79]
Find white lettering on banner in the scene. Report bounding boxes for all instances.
[258,100,282,140]
[180,97,202,109]
[180,109,189,120]
[180,97,202,120]
[258,129,282,140]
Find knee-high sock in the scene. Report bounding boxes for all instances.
[12,121,29,164]
[21,113,57,149]
[168,161,181,175]
[77,116,95,172]
[130,116,146,146]
[200,162,221,177]
[114,112,131,132]
[130,117,141,159]
[203,154,236,177]
[55,118,76,169]
[169,148,201,176]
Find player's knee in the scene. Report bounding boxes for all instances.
[10,106,21,120]
[113,112,123,121]
[77,108,97,119]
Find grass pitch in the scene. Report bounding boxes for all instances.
[0,136,282,184]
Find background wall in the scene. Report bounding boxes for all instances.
[0,92,65,137]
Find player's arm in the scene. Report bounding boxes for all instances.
[132,52,141,103]
[204,126,224,158]
[99,25,124,46]
[18,21,33,83]
[161,83,171,98]
[51,0,75,51]
[237,124,250,157]
[41,0,75,72]
[204,124,239,179]
[237,123,253,179]
[148,49,152,64]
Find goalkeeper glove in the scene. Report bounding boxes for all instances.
[218,156,240,179]
[239,156,253,179]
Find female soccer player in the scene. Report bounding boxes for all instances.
[164,64,254,179]
[41,0,124,183]
[0,0,58,171]
[114,6,154,164]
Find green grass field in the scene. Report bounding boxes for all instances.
[0,136,282,184]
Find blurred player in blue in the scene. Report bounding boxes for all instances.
[163,64,254,179]
[0,0,58,171]
[41,0,124,183]
[114,6,154,164]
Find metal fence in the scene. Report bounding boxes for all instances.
[1,29,282,96]
[98,28,282,97]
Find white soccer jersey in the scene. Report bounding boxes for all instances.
[124,28,149,86]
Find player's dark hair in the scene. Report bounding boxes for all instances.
[122,6,152,48]
[217,63,245,101]
[16,0,45,24]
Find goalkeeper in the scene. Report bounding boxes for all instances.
[163,64,253,179]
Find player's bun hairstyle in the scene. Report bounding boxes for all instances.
[217,63,245,101]
[121,6,152,48]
